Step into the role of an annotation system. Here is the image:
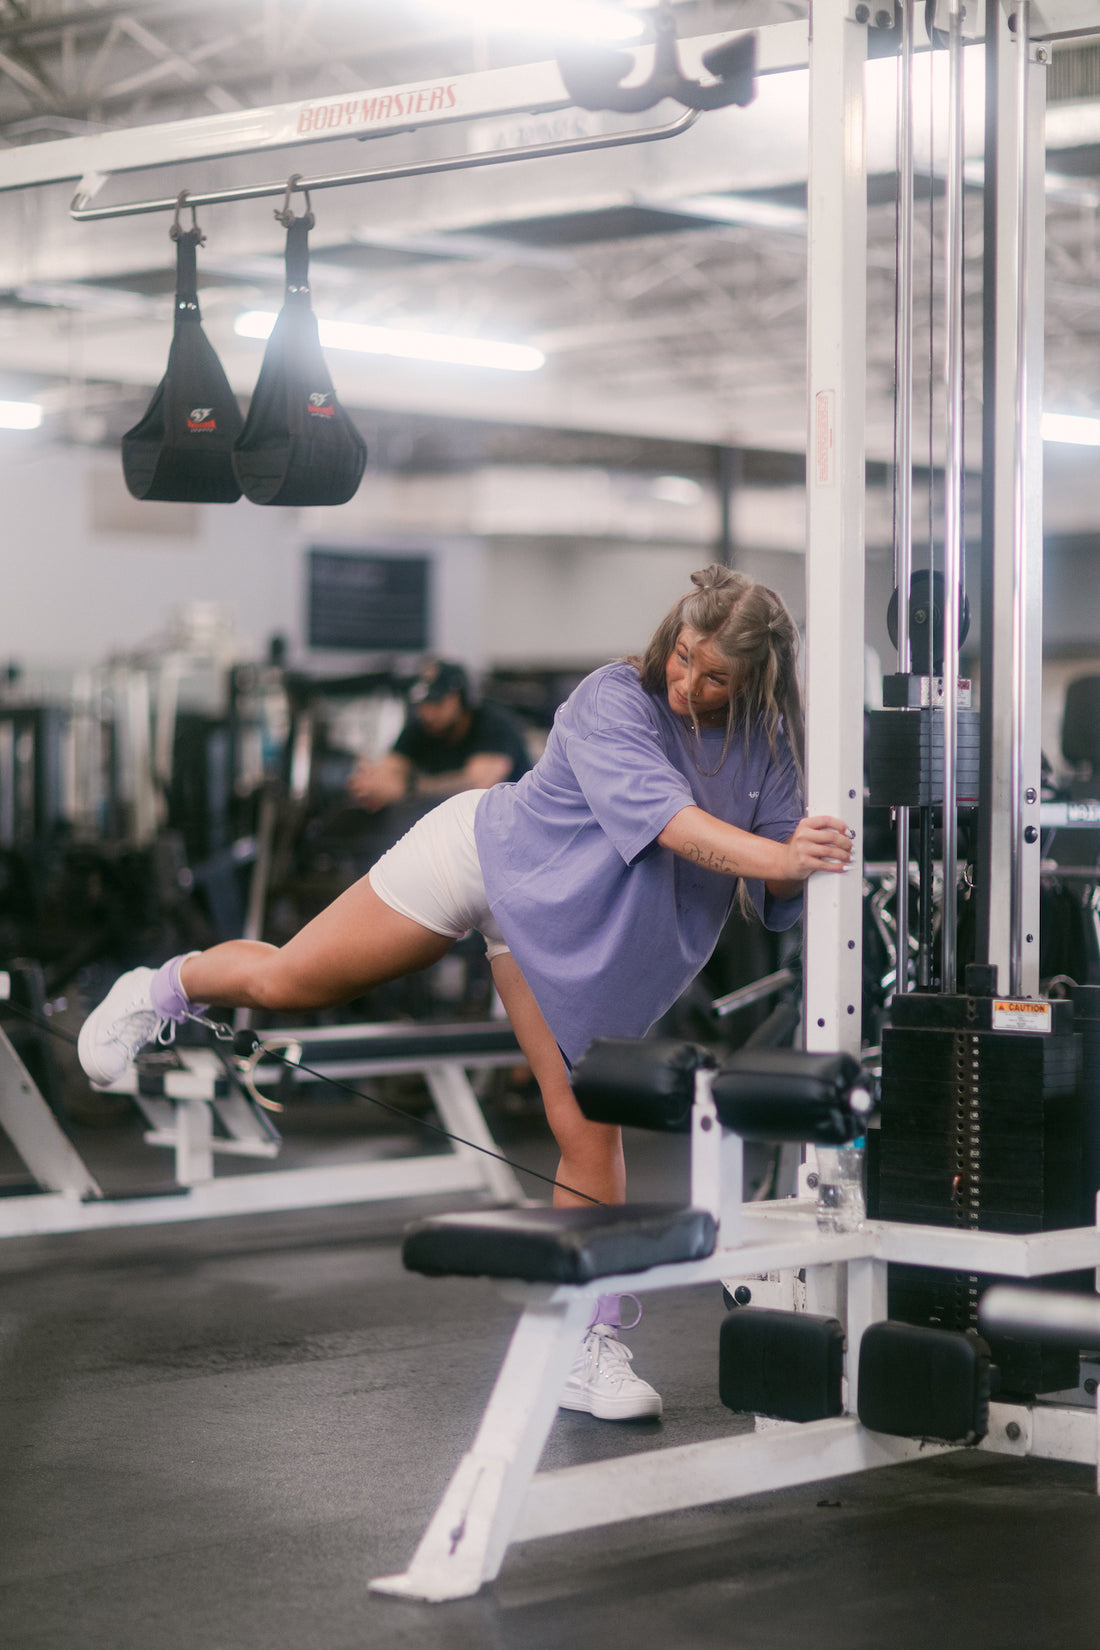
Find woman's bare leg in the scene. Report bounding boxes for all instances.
[179,877,455,1013]
[490,953,625,1208]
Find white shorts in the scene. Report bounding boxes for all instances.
[367,790,509,959]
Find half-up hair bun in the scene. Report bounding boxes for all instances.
[691,563,737,593]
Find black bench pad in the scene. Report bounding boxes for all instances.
[403,1202,717,1284]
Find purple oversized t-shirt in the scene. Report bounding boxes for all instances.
[474,662,803,1065]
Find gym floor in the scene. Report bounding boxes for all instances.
[2,1090,1099,1650]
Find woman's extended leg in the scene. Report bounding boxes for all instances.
[490,952,625,1208]
[79,876,455,1086]
[179,877,455,1011]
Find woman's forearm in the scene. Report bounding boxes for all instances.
[657,806,790,887]
[657,805,853,894]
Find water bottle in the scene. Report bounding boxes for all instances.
[815,1137,867,1233]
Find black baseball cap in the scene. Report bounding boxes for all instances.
[408,660,469,705]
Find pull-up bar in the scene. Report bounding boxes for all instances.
[0,20,813,213]
[69,104,699,223]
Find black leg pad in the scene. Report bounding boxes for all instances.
[572,1039,715,1132]
[719,1307,845,1421]
[857,1320,991,1444]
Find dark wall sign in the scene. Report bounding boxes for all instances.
[308,549,430,651]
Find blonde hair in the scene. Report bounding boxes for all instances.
[633,564,804,779]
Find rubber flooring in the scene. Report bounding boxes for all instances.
[1,1099,1099,1650]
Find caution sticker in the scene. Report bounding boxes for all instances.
[992,999,1052,1034]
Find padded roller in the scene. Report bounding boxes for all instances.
[719,1307,844,1422]
[979,1285,1100,1349]
[711,1048,871,1143]
[857,1320,991,1445]
[572,1038,716,1133]
[403,1202,717,1284]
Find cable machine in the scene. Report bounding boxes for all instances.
[851,1,1088,1398]
[1,0,1099,1602]
[369,0,1100,1603]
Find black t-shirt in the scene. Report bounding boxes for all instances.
[393,701,532,783]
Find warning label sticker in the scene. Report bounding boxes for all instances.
[992,999,1052,1034]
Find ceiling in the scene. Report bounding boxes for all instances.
[0,0,1097,537]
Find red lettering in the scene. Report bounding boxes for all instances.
[300,83,456,135]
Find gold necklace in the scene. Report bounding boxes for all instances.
[682,717,730,779]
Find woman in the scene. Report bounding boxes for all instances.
[79,565,852,1421]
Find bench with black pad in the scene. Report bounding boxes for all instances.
[403,1039,720,1288]
[404,1202,718,1284]
[377,1036,883,1604]
[402,1040,868,1287]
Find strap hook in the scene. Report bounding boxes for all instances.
[275,174,314,228]
[170,189,204,243]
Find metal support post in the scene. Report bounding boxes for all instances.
[172,1095,215,1185]
[893,0,915,994]
[982,0,1046,997]
[689,1069,744,1246]
[940,0,967,993]
[0,1025,100,1200]
[370,1292,593,1601]
[423,1064,526,1206]
[804,1,868,1053]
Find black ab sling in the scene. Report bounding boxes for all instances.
[121,220,244,503]
[232,208,367,507]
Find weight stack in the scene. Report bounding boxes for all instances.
[871,989,1082,1395]
[865,707,981,808]
[1072,984,1100,1226]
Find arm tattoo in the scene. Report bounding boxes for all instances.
[681,840,738,876]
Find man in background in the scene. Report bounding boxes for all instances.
[349,659,531,812]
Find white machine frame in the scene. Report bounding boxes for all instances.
[371,1066,1100,1603]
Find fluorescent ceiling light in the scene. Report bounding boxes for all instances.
[669,194,807,233]
[0,400,42,429]
[1044,172,1100,207]
[235,312,545,373]
[1042,412,1100,446]
[651,475,702,505]
[425,1,645,42]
